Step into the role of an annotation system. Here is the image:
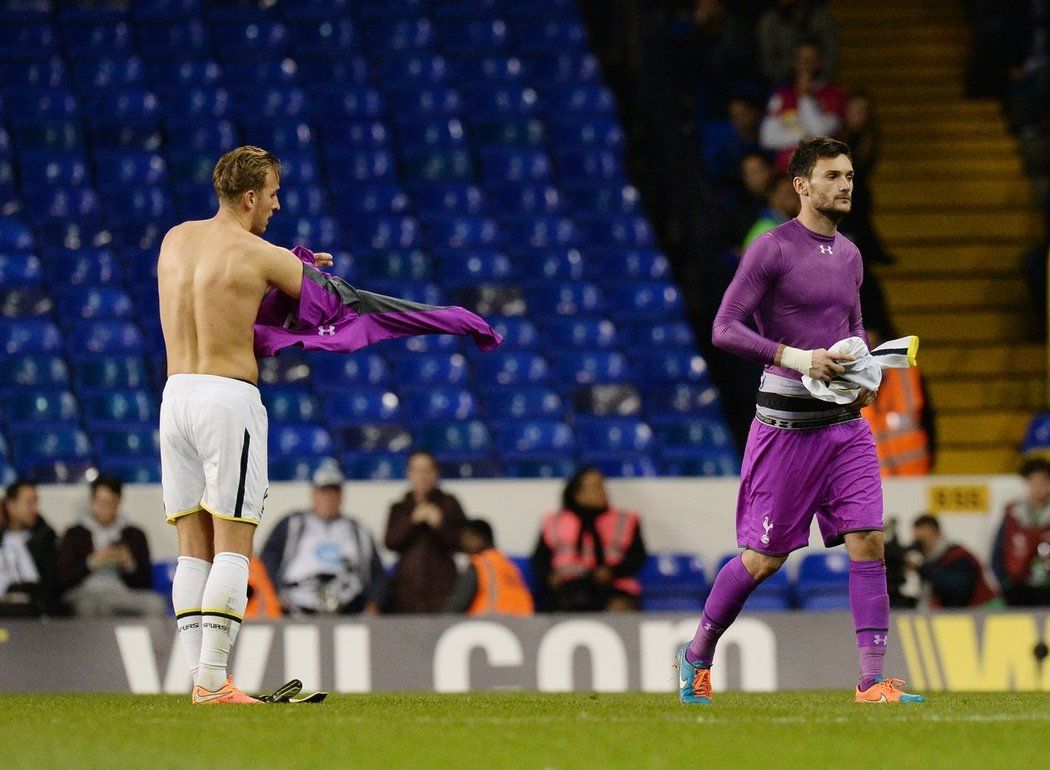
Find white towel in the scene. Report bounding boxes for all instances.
[802,335,919,404]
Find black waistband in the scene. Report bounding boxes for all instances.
[756,411,861,430]
[756,391,842,413]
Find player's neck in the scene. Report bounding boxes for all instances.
[795,209,839,238]
[214,204,254,232]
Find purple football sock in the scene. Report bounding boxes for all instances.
[850,559,889,691]
[686,556,758,667]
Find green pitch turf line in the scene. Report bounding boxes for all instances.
[1,692,1047,769]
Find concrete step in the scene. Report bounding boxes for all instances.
[877,243,1028,273]
[891,309,1035,343]
[878,156,1024,178]
[880,119,1010,140]
[872,179,1033,209]
[878,101,1003,121]
[880,136,1017,154]
[844,47,969,68]
[878,142,1018,163]
[926,377,1046,410]
[875,210,1042,240]
[880,275,1029,311]
[839,63,960,83]
[918,342,1045,378]
[838,28,967,47]
[936,410,1033,444]
[862,82,967,103]
[934,447,1021,474]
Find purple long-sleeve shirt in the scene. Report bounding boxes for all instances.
[712,218,865,382]
[253,246,503,358]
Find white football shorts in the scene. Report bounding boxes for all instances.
[160,373,268,525]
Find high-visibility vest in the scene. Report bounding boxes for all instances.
[1000,503,1050,583]
[862,367,931,476]
[245,555,282,620]
[541,508,642,596]
[467,549,534,616]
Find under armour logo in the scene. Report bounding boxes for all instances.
[819,245,834,255]
[874,634,887,646]
[318,325,336,336]
[761,516,773,545]
[703,622,715,632]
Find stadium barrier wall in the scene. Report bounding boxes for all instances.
[1,611,1047,694]
[35,475,1026,568]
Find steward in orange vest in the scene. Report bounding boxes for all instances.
[244,555,282,620]
[861,367,931,476]
[444,519,533,616]
[531,467,647,612]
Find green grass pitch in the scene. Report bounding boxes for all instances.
[1,692,1048,769]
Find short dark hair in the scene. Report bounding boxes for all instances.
[91,474,124,498]
[1020,456,1050,478]
[4,479,35,503]
[787,136,852,181]
[561,466,602,510]
[463,518,495,546]
[913,514,941,532]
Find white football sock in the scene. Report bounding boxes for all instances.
[196,551,250,692]
[171,556,211,685]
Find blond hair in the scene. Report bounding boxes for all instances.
[212,146,281,205]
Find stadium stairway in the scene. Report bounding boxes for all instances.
[832,0,1047,473]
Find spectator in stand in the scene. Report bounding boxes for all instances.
[532,467,647,612]
[703,93,764,186]
[57,474,166,616]
[905,514,999,608]
[839,91,894,266]
[992,457,1050,606]
[444,519,534,616]
[719,151,776,252]
[673,0,758,119]
[760,38,846,171]
[757,0,839,87]
[260,461,386,616]
[0,480,62,617]
[741,173,800,248]
[384,450,467,613]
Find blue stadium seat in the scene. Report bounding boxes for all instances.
[330,183,409,217]
[323,148,396,182]
[269,456,330,483]
[577,214,653,248]
[82,89,163,148]
[0,354,69,393]
[574,417,653,454]
[269,422,335,458]
[266,216,342,251]
[271,184,327,216]
[660,447,740,477]
[80,390,156,428]
[526,280,602,316]
[308,85,385,121]
[486,183,564,215]
[145,61,222,93]
[242,118,316,153]
[65,320,143,357]
[298,352,387,393]
[546,117,624,149]
[280,0,357,21]
[584,453,660,477]
[484,386,563,421]
[397,117,467,148]
[46,249,124,286]
[298,56,371,85]
[150,560,177,605]
[0,254,44,288]
[212,21,289,60]
[360,249,432,281]
[103,456,162,484]
[640,553,709,612]
[555,150,626,183]
[540,318,617,349]
[516,19,590,55]
[620,321,695,350]
[383,54,451,87]
[57,286,134,322]
[437,456,502,480]
[391,353,468,386]
[572,384,642,417]
[414,420,492,460]
[340,451,408,481]
[6,424,92,482]
[0,58,67,88]
[3,89,77,123]
[562,183,642,215]
[400,148,473,182]
[72,56,145,90]
[233,87,308,121]
[455,55,529,86]
[480,317,538,350]
[0,459,16,487]
[401,387,477,422]
[1,391,78,424]
[652,417,733,451]
[543,83,616,116]
[436,19,509,55]
[394,85,463,118]
[630,350,710,384]
[94,151,168,189]
[384,332,463,358]
[261,386,320,423]
[471,117,545,147]
[437,250,514,288]
[339,423,412,453]
[501,216,579,249]
[796,552,852,610]
[161,87,231,122]
[9,120,83,152]
[496,419,574,458]
[322,387,400,427]
[552,351,630,385]
[528,51,602,84]
[0,318,63,354]
[93,425,159,457]
[1022,413,1050,452]
[474,351,550,388]
[62,20,135,59]
[647,383,723,417]
[361,18,433,55]
[508,554,540,596]
[411,183,486,215]
[503,455,576,479]
[0,288,53,318]
[423,216,500,249]
[480,147,551,183]
[287,17,355,53]
[17,151,90,193]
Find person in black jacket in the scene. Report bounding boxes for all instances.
[57,474,166,616]
[0,480,63,617]
[906,514,999,609]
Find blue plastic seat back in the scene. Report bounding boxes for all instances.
[0,354,69,393]
[483,386,563,420]
[619,321,694,350]
[340,450,408,481]
[103,456,162,484]
[0,318,64,354]
[574,417,653,454]
[583,453,660,478]
[527,280,603,316]
[400,387,478,422]
[474,352,550,388]
[306,352,389,391]
[322,387,401,426]
[552,350,630,385]
[496,419,574,456]
[212,21,289,60]
[502,455,576,479]
[1,390,79,424]
[630,350,710,384]
[57,286,134,322]
[486,183,564,215]
[269,422,335,458]
[93,425,160,457]
[65,320,143,357]
[0,254,44,288]
[339,423,413,453]
[652,417,733,450]
[80,389,157,427]
[414,420,491,455]
[410,183,486,215]
[391,353,469,386]
[660,446,739,477]
[539,318,617,349]
[261,386,321,423]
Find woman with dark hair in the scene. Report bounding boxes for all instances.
[531,468,647,612]
[383,450,467,613]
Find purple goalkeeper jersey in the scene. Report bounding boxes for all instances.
[253,246,503,358]
[712,218,866,382]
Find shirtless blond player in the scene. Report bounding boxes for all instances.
[158,146,333,704]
